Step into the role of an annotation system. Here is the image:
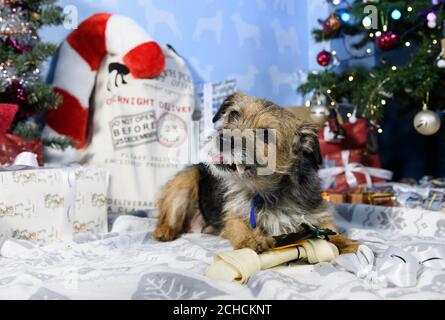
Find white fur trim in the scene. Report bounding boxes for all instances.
[52,41,96,108]
[106,15,152,56]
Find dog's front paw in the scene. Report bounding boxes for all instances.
[339,243,360,254]
[233,232,275,253]
[222,218,275,253]
[153,224,178,242]
[328,234,361,255]
[254,234,276,253]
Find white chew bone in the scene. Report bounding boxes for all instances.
[206,239,339,284]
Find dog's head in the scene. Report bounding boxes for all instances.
[206,92,321,191]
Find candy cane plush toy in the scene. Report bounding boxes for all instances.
[44,13,165,150]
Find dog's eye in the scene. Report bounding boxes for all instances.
[228,110,240,122]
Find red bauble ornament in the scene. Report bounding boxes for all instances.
[317,50,332,67]
[375,32,399,51]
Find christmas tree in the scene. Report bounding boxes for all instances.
[0,0,70,149]
[299,0,445,136]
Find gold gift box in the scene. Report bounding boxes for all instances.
[322,190,396,207]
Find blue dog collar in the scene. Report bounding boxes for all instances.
[249,195,264,229]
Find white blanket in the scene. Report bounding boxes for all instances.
[0,204,445,300]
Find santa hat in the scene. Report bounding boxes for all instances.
[45,13,165,149]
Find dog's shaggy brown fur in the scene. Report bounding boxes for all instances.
[154,93,358,254]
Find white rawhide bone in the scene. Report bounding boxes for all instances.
[206,239,339,284]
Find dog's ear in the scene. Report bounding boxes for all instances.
[212,92,245,123]
[292,122,322,168]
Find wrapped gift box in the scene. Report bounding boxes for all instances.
[0,133,43,166]
[322,191,348,204]
[319,149,392,191]
[390,183,445,212]
[318,118,369,156]
[322,189,396,207]
[0,164,109,244]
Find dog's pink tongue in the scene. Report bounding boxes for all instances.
[211,155,224,163]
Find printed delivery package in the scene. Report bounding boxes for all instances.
[41,46,195,213]
[43,15,195,214]
[87,46,194,213]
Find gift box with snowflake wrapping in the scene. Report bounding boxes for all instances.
[0,164,109,244]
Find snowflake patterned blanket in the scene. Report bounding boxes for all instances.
[0,204,444,300]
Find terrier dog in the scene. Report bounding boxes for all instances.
[154,93,358,254]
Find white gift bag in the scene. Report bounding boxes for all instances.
[87,45,195,213]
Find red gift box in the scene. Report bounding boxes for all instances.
[0,104,43,165]
[0,134,43,165]
[318,118,368,156]
[320,149,392,191]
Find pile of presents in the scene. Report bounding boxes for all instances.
[316,110,445,213]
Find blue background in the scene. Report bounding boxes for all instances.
[40,0,329,106]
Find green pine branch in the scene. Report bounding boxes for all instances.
[0,0,68,150]
[300,0,445,121]
[312,0,445,49]
[33,6,65,27]
[43,136,75,151]
[25,83,63,112]
[12,122,41,140]
[13,42,58,74]
[13,122,74,151]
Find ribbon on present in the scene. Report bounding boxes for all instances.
[334,245,445,288]
[0,151,39,171]
[318,150,393,190]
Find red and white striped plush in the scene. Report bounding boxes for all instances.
[45,13,165,149]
